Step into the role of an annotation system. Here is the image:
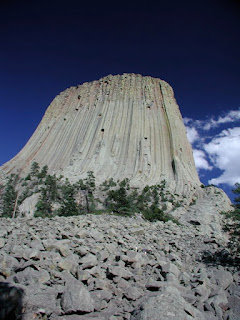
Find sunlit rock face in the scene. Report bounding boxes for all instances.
[1,74,200,194]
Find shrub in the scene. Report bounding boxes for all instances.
[222,183,240,259]
[105,178,137,215]
[142,206,164,222]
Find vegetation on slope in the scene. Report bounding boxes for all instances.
[1,162,240,262]
[0,162,180,224]
[221,183,240,259]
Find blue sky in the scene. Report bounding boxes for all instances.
[184,110,240,199]
[0,0,239,200]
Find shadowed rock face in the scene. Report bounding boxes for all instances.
[1,73,200,193]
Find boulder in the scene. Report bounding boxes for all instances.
[61,274,94,313]
[137,286,207,320]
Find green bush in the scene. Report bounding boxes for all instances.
[142,206,164,222]
[103,178,179,223]
[222,183,240,258]
[142,205,179,224]
[104,178,137,215]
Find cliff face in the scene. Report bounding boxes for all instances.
[1,74,199,194]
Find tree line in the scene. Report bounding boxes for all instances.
[0,162,180,223]
[1,162,239,259]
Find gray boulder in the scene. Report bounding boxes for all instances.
[61,274,94,313]
[136,286,207,320]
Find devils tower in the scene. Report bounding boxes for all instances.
[1,74,238,320]
[0,73,201,196]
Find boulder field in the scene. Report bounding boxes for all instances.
[0,214,239,320]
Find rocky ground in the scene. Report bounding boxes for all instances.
[0,214,239,320]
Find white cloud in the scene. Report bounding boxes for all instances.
[186,126,199,144]
[184,111,240,186]
[184,109,240,131]
[184,121,211,171]
[193,149,212,171]
[204,127,240,186]
[204,109,240,130]
[183,117,192,125]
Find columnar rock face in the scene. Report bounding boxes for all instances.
[1,74,200,195]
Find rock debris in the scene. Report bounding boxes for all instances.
[0,214,239,320]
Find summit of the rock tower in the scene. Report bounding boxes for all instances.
[1,73,201,197]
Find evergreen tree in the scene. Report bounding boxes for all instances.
[0,164,179,224]
[223,183,240,258]
[58,180,80,216]
[1,174,19,217]
[37,165,48,179]
[0,183,4,214]
[135,185,151,212]
[34,174,59,217]
[105,178,137,215]
[30,162,40,177]
[44,174,59,201]
[75,171,96,212]
[35,188,52,218]
[233,183,240,208]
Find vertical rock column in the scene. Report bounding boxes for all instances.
[0,74,200,194]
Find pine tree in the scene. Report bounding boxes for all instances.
[1,174,19,217]
[30,162,40,177]
[105,178,136,215]
[58,180,80,216]
[37,165,48,179]
[229,183,240,255]
[35,188,52,218]
[34,174,59,217]
[75,171,96,212]
[233,183,240,208]
[45,174,59,201]
[223,183,240,258]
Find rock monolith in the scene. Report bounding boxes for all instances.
[1,73,200,196]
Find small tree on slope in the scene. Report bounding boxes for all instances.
[1,174,19,217]
[223,183,240,258]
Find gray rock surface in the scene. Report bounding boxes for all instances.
[1,73,200,197]
[0,214,239,320]
[61,273,95,313]
[138,286,207,320]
